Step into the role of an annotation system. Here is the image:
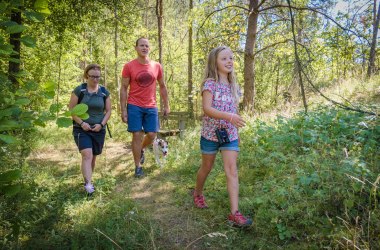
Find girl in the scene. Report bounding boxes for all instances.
[193,46,252,227]
[69,64,111,195]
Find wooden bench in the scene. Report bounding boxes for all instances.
[158,111,189,139]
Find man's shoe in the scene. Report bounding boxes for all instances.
[140,149,145,164]
[135,166,144,178]
[228,211,253,227]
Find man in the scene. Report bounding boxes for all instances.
[120,37,170,177]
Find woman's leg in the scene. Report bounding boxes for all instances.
[81,148,94,184]
[194,153,216,196]
[221,150,239,214]
[91,155,97,171]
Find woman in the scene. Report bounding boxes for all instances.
[68,64,111,195]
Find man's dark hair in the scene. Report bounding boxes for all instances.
[135,37,148,47]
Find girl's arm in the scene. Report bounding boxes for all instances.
[202,90,245,128]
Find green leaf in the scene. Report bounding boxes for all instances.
[0,169,21,183]
[0,134,16,144]
[1,184,22,197]
[6,24,27,34]
[41,80,56,91]
[44,91,55,99]
[0,21,18,27]
[56,117,73,128]
[24,11,45,22]
[0,119,19,131]
[0,108,13,118]
[77,113,89,120]
[14,98,30,106]
[8,57,21,63]
[20,35,36,47]
[71,104,88,116]
[34,0,51,15]
[0,44,14,55]
[49,103,63,113]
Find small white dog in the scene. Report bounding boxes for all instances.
[153,138,169,167]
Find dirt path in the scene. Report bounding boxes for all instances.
[29,140,206,249]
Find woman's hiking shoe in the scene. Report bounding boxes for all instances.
[140,149,145,164]
[193,192,208,209]
[84,183,95,195]
[228,211,253,227]
[135,166,144,178]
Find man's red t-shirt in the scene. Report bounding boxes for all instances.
[122,59,163,108]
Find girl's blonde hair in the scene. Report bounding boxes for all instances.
[202,46,240,105]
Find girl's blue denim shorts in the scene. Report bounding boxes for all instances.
[200,136,239,154]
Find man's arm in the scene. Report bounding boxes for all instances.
[120,77,130,123]
[158,77,170,116]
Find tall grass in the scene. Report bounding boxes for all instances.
[1,77,379,249]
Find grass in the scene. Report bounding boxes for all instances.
[1,76,379,249]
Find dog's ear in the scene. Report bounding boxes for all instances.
[165,140,169,145]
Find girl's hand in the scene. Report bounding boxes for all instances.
[230,113,246,128]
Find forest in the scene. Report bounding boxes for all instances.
[0,0,379,249]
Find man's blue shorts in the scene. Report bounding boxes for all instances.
[127,103,159,132]
[73,127,106,155]
[200,136,239,154]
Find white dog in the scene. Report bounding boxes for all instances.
[153,138,169,167]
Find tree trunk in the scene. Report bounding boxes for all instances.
[188,0,194,119]
[287,0,307,113]
[8,10,21,88]
[367,0,380,77]
[290,14,303,97]
[243,0,259,112]
[156,0,164,111]
[57,37,63,118]
[114,0,120,113]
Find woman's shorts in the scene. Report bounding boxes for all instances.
[73,127,106,155]
[127,103,159,132]
[200,136,239,154]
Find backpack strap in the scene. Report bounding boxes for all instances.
[99,85,107,106]
[77,83,87,104]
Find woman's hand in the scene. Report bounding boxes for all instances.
[90,124,102,132]
[81,122,92,131]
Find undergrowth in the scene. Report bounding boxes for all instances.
[1,103,379,248]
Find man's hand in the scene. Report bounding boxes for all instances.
[121,110,128,123]
[163,107,170,118]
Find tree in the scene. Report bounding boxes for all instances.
[188,0,194,119]
[243,0,260,111]
[367,0,380,77]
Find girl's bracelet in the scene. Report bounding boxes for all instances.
[80,121,84,126]
[229,113,234,123]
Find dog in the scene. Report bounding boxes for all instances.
[153,138,169,167]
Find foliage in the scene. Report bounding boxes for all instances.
[238,106,379,248]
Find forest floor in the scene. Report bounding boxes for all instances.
[27,138,218,249]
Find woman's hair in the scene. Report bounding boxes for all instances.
[202,46,240,105]
[83,64,101,79]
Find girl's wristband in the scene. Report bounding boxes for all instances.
[229,113,234,123]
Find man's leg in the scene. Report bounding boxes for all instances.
[132,131,144,177]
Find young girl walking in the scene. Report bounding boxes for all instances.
[193,46,252,227]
